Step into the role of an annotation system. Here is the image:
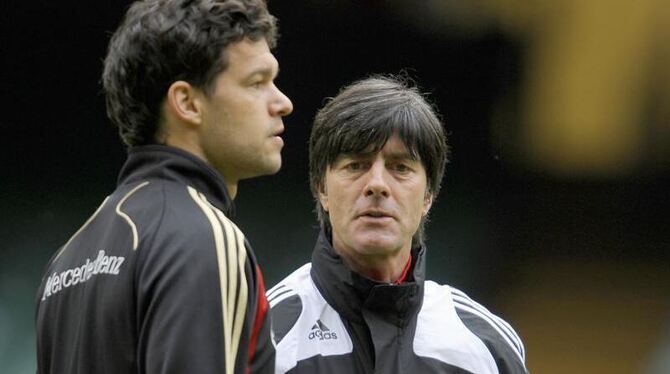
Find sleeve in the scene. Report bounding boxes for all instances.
[266,283,302,347]
[451,288,529,374]
[135,189,255,374]
[247,264,275,374]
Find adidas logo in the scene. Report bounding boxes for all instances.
[308,319,338,341]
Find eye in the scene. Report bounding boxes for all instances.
[393,163,411,172]
[346,162,362,171]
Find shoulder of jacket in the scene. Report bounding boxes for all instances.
[447,284,527,371]
[113,180,193,225]
[267,263,313,309]
[268,263,356,372]
[412,281,528,374]
[133,182,239,234]
[265,264,314,347]
[117,180,218,210]
[123,181,246,264]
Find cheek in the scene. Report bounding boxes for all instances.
[327,188,352,224]
[407,191,429,224]
[329,196,346,221]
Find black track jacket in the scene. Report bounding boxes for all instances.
[267,231,528,373]
[36,145,274,374]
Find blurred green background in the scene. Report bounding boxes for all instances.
[1,1,669,373]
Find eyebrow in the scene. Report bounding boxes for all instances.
[384,151,419,161]
[245,64,279,80]
[338,150,418,161]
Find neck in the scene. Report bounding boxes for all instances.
[335,245,411,284]
[163,136,238,200]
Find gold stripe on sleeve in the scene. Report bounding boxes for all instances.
[188,187,236,374]
[209,198,248,374]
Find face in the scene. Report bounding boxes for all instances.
[199,38,293,186]
[318,134,433,262]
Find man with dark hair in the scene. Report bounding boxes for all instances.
[267,76,528,373]
[35,1,292,373]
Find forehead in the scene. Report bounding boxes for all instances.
[379,135,411,155]
[222,38,278,78]
[337,133,417,159]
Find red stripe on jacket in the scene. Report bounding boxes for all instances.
[247,265,269,372]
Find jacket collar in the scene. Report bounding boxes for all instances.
[310,229,426,326]
[117,145,235,216]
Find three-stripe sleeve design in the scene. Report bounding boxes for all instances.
[267,284,297,308]
[188,186,249,374]
[266,284,302,346]
[451,288,527,369]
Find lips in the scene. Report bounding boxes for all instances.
[270,126,285,146]
[357,209,395,220]
[271,125,284,137]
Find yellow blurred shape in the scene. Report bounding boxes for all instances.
[522,0,660,176]
[497,260,670,374]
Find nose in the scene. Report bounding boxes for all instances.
[271,84,293,117]
[363,161,390,198]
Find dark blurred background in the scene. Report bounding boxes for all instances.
[1,1,669,373]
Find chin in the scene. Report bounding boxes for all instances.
[259,156,282,176]
[354,238,400,256]
[241,160,282,180]
[267,159,282,174]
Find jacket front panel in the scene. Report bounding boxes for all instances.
[267,231,527,374]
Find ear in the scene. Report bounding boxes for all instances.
[317,182,329,212]
[165,80,205,126]
[422,192,433,216]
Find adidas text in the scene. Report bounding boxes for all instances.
[309,320,338,340]
[309,330,338,340]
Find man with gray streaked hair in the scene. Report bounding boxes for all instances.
[267,75,529,373]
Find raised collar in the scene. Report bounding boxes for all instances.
[117,145,235,216]
[309,229,426,326]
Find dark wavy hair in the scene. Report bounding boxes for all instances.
[309,75,449,246]
[102,0,277,147]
